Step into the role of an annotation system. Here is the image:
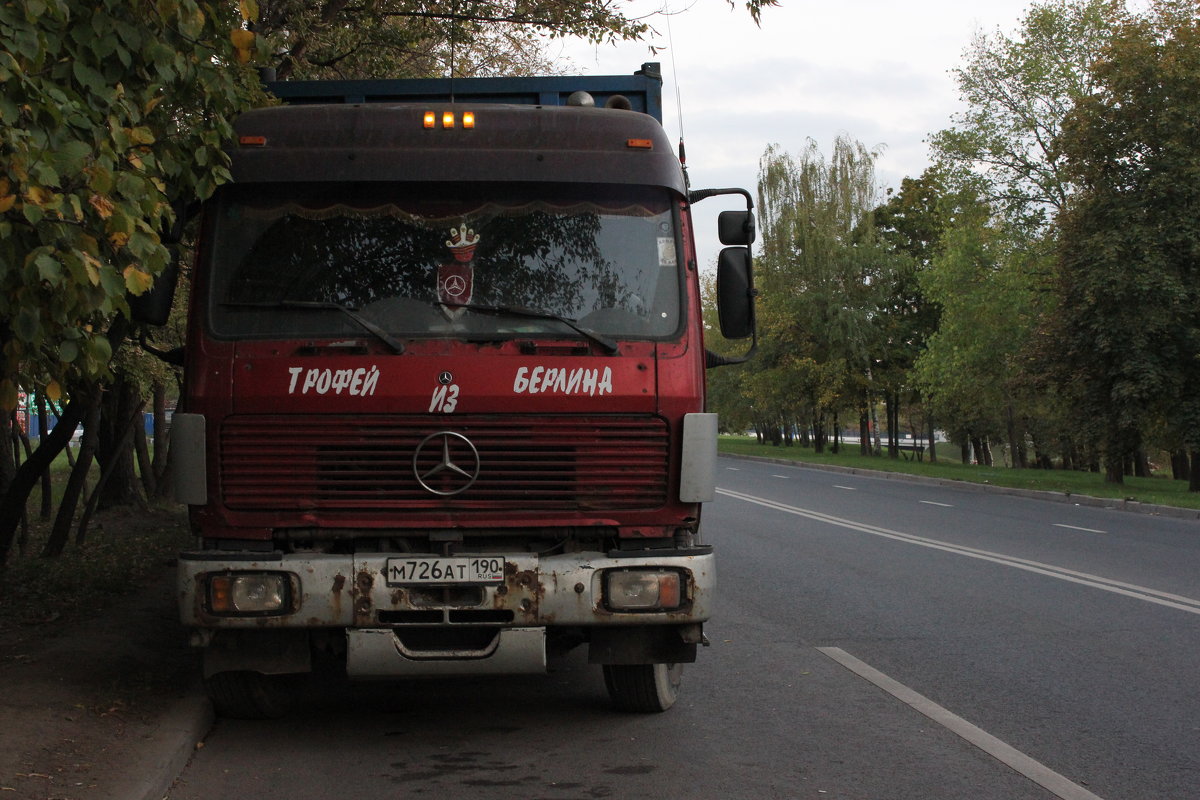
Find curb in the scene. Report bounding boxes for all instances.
[722,452,1200,522]
[106,690,214,800]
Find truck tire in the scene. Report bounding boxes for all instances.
[204,671,295,720]
[603,663,682,713]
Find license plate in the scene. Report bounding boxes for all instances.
[384,556,506,585]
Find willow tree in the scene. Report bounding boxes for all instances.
[753,136,893,452]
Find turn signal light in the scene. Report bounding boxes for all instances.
[605,569,684,611]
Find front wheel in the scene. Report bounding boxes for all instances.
[603,663,682,713]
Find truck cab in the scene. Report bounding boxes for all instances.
[168,64,755,717]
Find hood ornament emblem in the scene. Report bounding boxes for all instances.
[413,431,480,496]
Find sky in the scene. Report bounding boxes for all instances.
[551,0,1038,267]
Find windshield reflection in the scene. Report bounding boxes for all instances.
[208,183,682,341]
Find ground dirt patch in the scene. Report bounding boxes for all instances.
[0,507,198,800]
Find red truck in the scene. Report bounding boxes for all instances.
[160,63,755,718]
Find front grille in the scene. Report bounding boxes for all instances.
[220,414,669,513]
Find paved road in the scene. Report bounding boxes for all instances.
[167,457,1200,799]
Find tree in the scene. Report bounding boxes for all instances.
[1050,0,1200,484]
[0,0,266,400]
[0,0,268,562]
[872,169,947,459]
[930,0,1118,217]
[911,178,1053,468]
[253,0,780,80]
[752,137,892,452]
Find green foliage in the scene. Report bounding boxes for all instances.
[254,1,779,81]
[1050,0,1200,474]
[929,0,1119,217]
[0,0,267,407]
[912,182,1052,448]
[718,136,894,443]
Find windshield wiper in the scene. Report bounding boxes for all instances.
[454,303,619,354]
[222,300,405,354]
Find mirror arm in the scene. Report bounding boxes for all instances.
[705,329,758,368]
[689,187,754,209]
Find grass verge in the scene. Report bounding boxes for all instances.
[719,436,1200,511]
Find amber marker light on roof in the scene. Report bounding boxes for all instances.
[423,111,436,128]
[442,111,456,128]
[626,138,653,150]
[239,135,267,146]
[462,111,475,129]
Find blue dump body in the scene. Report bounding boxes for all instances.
[265,62,664,122]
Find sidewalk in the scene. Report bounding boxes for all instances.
[0,565,211,800]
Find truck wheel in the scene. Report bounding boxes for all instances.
[602,663,682,713]
[204,671,295,720]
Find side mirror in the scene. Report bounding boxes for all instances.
[128,256,180,327]
[717,247,756,340]
[718,210,756,246]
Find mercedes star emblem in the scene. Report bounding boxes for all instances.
[412,431,480,496]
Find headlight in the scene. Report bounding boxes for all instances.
[208,573,290,616]
[605,569,683,612]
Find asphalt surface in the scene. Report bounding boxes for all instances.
[158,457,1200,800]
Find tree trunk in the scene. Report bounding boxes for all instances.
[1190,451,1200,492]
[135,423,156,498]
[1005,405,1021,469]
[859,406,870,457]
[0,394,87,564]
[1171,450,1189,482]
[36,394,52,519]
[1134,450,1151,479]
[885,392,898,459]
[870,402,882,456]
[0,411,13,505]
[926,415,937,464]
[43,395,100,558]
[151,382,168,480]
[831,410,840,455]
[96,376,143,510]
[961,439,971,465]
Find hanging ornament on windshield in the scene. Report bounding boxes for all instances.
[438,223,479,308]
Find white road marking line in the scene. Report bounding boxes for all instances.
[726,467,741,471]
[817,647,1106,800]
[772,474,788,479]
[1054,523,1106,534]
[834,485,857,491]
[716,487,1200,615]
[920,500,953,507]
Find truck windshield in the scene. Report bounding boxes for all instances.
[207,182,683,341]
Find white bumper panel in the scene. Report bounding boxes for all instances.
[346,627,546,677]
[179,549,715,629]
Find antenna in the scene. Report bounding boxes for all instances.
[447,0,458,101]
[664,3,688,186]
[664,4,685,145]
